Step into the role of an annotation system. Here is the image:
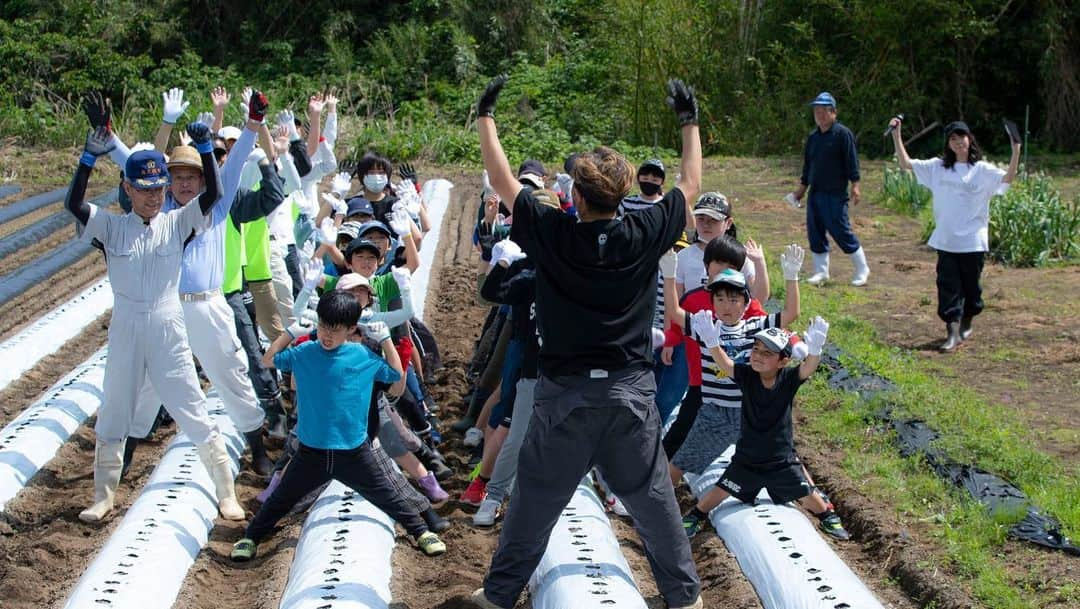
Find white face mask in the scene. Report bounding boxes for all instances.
[364,174,388,193]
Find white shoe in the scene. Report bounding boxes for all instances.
[198,435,245,521]
[473,498,501,527]
[79,440,125,523]
[605,494,630,517]
[463,427,483,448]
[807,252,830,286]
[850,247,870,286]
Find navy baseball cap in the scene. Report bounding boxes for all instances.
[518,159,546,177]
[944,121,971,137]
[346,197,374,218]
[809,91,837,107]
[358,220,392,239]
[125,150,171,190]
[344,238,381,260]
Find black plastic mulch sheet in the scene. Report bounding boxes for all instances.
[868,408,1080,555]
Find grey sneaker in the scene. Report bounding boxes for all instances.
[469,588,507,609]
[473,498,500,527]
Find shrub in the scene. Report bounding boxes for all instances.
[879,162,933,216]
[989,173,1080,266]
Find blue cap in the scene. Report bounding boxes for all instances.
[358,220,392,239]
[125,150,171,190]
[809,91,837,107]
[346,197,374,218]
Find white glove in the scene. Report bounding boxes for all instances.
[301,309,319,325]
[790,340,809,361]
[331,171,352,197]
[651,328,666,351]
[195,111,214,129]
[238,86,252,119]
[803,316,830,356]
[317,217,338,247]
[161,88,189,124]
[780,243,805,282]
[391,265,412,291]
[321,192,348,216]
[659,249,678,279]
[276,109,301,141]
[482,170,493,194]
[490,239,524,268]
[285,319,314,340]
[361,320,391,343]
[247,146,267,166]
[303,257,324,290]
[690,310,721,349]
[555,172,574,196]
[388,205,411,237]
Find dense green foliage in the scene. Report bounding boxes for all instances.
[1,0,1078,157]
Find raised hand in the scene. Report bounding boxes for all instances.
[690,310,720,348]
[321,192,348,216]
[398,162,417,183]
[780,243,805,282]
[186,121,213,146]
[325,92,339,114]
[665,79,699,126]
[272,126,289,156]
[659,249,678,279]
[803,316,829,356]
[388,204,412,237]
[277,109,300,140]
[317,217,338,246]
[210,86,230,111]
[196,111,215,129]
[82,127,116,166]
[331,172,352,197]
[161,87,190,124]
[308,93,326,114]
[238,86,253,118]
[303,257,324,290]
[361,320,391,344]
[248,89,269,123]
[339,157,359,177]
[82,91,112,131]
[477,74,508,118]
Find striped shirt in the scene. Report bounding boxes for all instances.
[690,312,782,408]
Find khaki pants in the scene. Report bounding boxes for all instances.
[247,279,283,342]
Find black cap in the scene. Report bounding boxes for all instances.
[518,159,546,177]
[944,121,971,138]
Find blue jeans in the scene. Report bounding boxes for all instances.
[653,343,688,425]
[806,190,860,254]
[489,338,524,429]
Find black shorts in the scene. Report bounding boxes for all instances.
[716,460,812,505]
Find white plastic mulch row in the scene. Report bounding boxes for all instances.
[62,394,244,609]
[685,448,884,609]
[0,347,107,512]
[529,475,648,609]
[276,179,453,609]
[0,278,112,392]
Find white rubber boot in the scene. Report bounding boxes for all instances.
[198,435,245,520]
[807,252,830,285]
[850,247,870,286]
[79,439,126,523]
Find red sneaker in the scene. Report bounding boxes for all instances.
[461,477,487,507]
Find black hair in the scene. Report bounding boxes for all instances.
[703,235,746,271]
[942,132,983,170]
[356,152,392,178]
[317,290,361,327]
[708,283,750,304]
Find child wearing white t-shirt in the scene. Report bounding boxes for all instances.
[889,119,1021,351]
[677,192,769,302]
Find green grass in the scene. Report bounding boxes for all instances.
[787,282,1080,609]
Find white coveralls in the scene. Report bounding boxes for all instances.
[83,200,219,445]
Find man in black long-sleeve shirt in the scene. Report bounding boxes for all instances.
[467,76,704,609]
[792,91,870,286]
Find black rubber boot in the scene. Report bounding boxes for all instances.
[960,316,974,340]
[940,321,962,352]
[422,507,451,533]
[244,430,273,476]
[415,444,453,481]
[451,388,489,433]
[120,437,140,479]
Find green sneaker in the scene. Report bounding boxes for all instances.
[417,531,447,556]
[682,512,705,539]
[819,512,851,540]
[230,538,257,562]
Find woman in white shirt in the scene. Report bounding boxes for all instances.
[890,119,1020,351]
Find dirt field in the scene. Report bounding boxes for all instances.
[0,157,1074,608]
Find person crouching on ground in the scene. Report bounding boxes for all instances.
[229,290,446,560]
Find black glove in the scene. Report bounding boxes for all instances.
[477,74,508,119]
[186,121,213,148]
[83,91,112,131]
[338,157,358,176]
[398,162,417,183]
[665,79,698,127]
[248,89,269,122]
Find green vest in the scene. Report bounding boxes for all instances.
[224,216,246,294]
[242,217,272,281]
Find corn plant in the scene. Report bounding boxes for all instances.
[880,163,933,216]
[989,173,1080,266]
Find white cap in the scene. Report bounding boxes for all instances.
[217,126,242,141]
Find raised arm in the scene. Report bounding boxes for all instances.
[659,250,686,328]
[744,238,770,302]
[1003,138,1022,184]
[154,87,189,152]
[210,86,230,134]
[799,316,828,380]
[692,310,735,377]
[666,79,701,219]
[778,243,804,327]
[388,206,420,273]
[889,117,913,171]
[186,121,222,215]
[476,75,524,206]
[306,93,324,158]
[66,127,115,225]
